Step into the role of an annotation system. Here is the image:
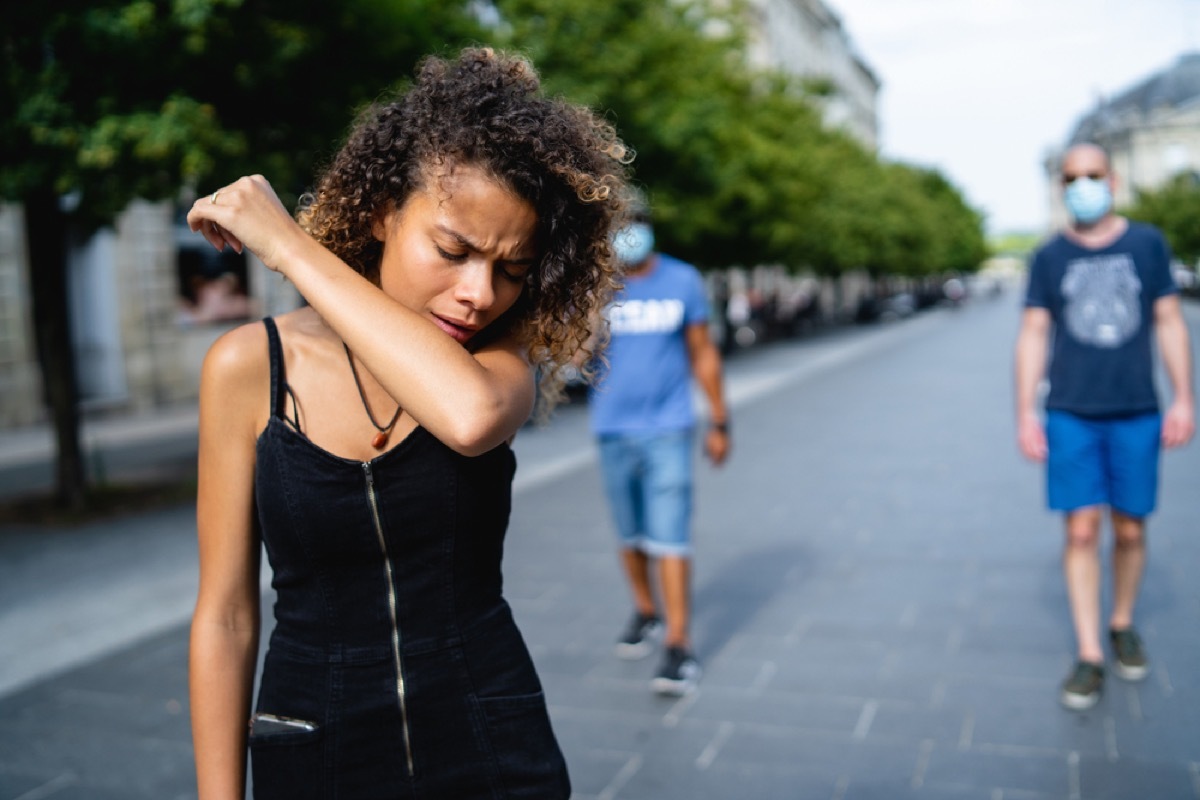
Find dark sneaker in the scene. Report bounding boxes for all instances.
[1060,661,1104,710]
[1110,628,1149,681]
[615,612,662,660]
[651,646,701,696]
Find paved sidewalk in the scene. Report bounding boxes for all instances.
[0,404,201,469]
[2,294,1198,799]
[0,404,201,502]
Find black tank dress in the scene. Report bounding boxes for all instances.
[247,318,570,799]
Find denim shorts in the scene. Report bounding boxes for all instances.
[1045,410,1161,518]
[596,429,694,557]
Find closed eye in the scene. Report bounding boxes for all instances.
[436,245,468,262]
[501,265,530,284]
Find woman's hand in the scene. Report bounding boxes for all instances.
[186,175,310,274]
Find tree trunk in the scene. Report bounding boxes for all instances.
[25,190,87,510]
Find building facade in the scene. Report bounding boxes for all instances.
[743,0,881,150]
[1045,52,1200,230]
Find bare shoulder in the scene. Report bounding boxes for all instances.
[202,320,270,387]
[200,320,272,439]
[273,306,327,339]
[265,307,343,382]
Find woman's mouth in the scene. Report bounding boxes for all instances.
[432,315,477,344]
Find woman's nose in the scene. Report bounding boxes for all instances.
[456,260,495,310]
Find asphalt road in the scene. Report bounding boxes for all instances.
[2,290,1198,799]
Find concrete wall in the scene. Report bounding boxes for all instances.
[0,205,41,427]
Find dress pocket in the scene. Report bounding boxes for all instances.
[248,712,325,799]
[475,692,570,799]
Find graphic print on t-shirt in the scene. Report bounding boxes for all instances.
[1060,254,1142,348]
[607,298,686,335]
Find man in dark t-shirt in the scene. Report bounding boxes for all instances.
[1014,143,1194,711]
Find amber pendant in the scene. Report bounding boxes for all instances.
[371,431,389,450]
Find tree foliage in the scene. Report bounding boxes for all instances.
[1124,172,1200,264]
[2,0,484,224]
[490,0,776,266]
[488,0,986,276]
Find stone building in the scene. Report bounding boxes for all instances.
[1045,52,1200,230]
[743,0,881,150]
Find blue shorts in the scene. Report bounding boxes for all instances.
[1045,410,1161,518]
[596,430,694,557]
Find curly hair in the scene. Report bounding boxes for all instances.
[297,47,632,412]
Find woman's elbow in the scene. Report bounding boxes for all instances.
[440,398,531,456]
[442,418,514,457]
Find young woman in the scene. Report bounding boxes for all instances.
[185,48,629,799]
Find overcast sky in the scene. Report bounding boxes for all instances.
[829,0,1200,235]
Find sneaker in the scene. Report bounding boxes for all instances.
[651,646,702,696]
[1060,661,1104,710]
[1110,628,1149,681]
[615,612,662,660]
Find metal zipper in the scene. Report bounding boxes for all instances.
[363,462,415,776]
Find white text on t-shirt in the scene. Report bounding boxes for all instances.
[606,299,686,335]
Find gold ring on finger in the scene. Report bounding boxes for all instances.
[210,190,222,204]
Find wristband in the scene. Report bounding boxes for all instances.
[709,420,730,434]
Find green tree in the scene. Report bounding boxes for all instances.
[490,0,984,281]
[490,0,836,269]
[1124,172,1200,264]
[2,0,481,508]
[799,137,889,275]
[908,166,988,274]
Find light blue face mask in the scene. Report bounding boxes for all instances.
[612,222,655,266]
[1064,177,1113,224]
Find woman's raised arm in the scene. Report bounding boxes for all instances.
[187,176,535,455]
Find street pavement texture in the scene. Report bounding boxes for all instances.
[1,292,1198,799]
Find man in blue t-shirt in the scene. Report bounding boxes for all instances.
[1015,142,1194,711]
[588,213,729,696]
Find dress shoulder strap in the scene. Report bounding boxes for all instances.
[261,317,297,425]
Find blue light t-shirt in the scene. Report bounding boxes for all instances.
[1024,221,1177,417]
[589,254,710,434]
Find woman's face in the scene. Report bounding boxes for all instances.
[374,164,538,345]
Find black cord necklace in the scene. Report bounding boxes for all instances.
[343,343,402,449]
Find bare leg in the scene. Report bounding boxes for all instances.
[620,547,658,618]
[658,555,692,649]
[1063,507,1104,664]
[1109,510,1146,631]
